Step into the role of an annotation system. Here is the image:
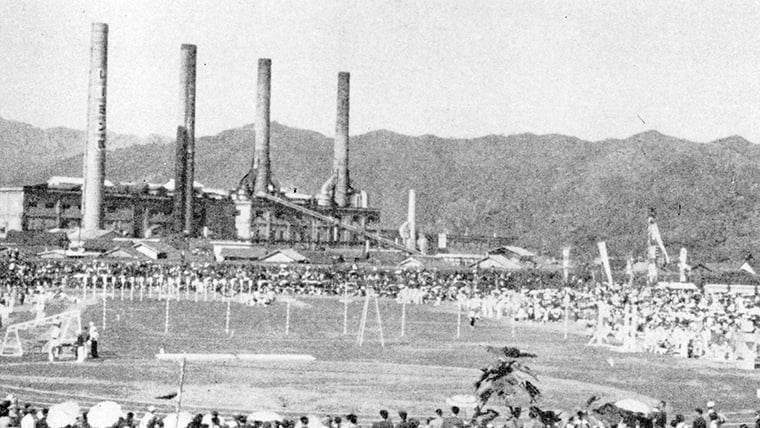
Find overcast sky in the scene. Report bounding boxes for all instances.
[0,1,759,142]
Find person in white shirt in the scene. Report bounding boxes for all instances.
[139,406,157,428]
[20,408,35,428]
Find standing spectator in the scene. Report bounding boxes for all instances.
[396,411,411,428]
[693,409,706,428]
[20,407,35,428]
[345,414,359,428]
[35,408,48,428]
[88,322,99,359]
[429,410,444,428]
[654,402,667,428]
[372,410,393,428]
[139,406,157,428]
[443,408,463,428]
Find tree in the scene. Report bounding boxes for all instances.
[473,346,560,427]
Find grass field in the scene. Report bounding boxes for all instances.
[1,293,759,425]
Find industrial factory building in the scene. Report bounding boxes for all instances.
[0,23,426,254]
[0,177,236,239]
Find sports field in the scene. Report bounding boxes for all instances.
[1,293,759,424]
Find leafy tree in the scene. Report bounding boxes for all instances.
[473,346,561,427]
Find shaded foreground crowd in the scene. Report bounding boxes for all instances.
[2,258,760,363]
[0,395,750,428]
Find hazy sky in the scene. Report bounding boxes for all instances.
[1,1,759,142]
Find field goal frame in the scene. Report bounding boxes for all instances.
[0,310,82,357]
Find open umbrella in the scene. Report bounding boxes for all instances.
[163,411,193,428]
[446,394,479,409]
[88,401,123,428]
[48,401,80,428]
[247,411,284,422]
[614,399,651,414]
[306,415,328,428]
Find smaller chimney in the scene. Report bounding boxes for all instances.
[82,22,109,232]
[333,72,350,207]
[252,58,272,196]
[407,189,416,250]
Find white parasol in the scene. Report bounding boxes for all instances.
[614,398,651,414]
[247,411,284,422]
[163,411,193,428]
[87,401,124,428]
[47,401,81,428]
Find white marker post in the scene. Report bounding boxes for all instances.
[185,277,190,301]
[130,277,135,301]
[343,283,348,335]
[285,300,291,336]
[164,296,170,335]
[102,294,107,330]
[456,301,462,339]
[401,303,406,338]
[139,277,144,302]
[563,293,570,340]
[225,299,231,335]
[120,277,125,301]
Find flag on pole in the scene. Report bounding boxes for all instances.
[678,248,689,282]
[562,247,571,283]
[598,242,614,286]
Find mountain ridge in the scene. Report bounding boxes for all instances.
[2,116,760,262]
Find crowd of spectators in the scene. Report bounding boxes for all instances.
[0,396,747,428]
[1,256,760,363]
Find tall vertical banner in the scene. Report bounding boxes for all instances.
[598,242,614,286]
[678,248,688,282]
[625,256,634,287]
[562,247,571,284]
[647,245,658,285]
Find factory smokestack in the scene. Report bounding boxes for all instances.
[252,58,272,196]
[333,72,350,207]
[82,22,108,232]
[407,189,416,250]
[173,45,196,234]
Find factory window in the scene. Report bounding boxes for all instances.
[62,203,71,210]
[107,205,117,213]
[28,201,37,208]
[45,202,55,209]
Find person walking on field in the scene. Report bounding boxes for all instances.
[88,322,99,359]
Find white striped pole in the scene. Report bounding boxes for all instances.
[343,283,348,335]
[130,277,135,301]
[225,299,231,335]
[120,277,125,301]
[456,301,462,339]
[185,277,190,300]
[139,277,144,302]
[285,300,291,335]
[164,296,170,335]
[102,294,107,330]
[401,303,406,337]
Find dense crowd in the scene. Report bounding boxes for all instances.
[0,395,749,428]
[1,257,760,363]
